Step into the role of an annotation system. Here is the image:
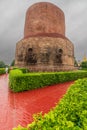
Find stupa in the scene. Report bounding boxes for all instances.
[15,2,74,71]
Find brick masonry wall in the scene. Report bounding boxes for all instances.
[15,36,74,71]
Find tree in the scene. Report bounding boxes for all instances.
[0,61,6,68]
[80,61,87,68]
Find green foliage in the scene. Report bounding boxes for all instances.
[12,67,29,73]
[13,78,87,130]
[0,68,5,75]
[9,69,87,92]
[18,68,29,73]
[81,61,87,68]
[0,61,6,68]
[13,125,28,130]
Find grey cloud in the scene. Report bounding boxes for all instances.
[0,0,87,64]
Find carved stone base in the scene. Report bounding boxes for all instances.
[15,35,74,72]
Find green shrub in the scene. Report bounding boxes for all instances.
[81,61,87,68]
[0,61,6,68]
[0,68,5,75]
[11,67,29,73]
[13,78,87,130]
[9,70,87,92]
[19,68,29,73]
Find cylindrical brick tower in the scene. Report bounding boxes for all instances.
[24,2,65,38]
[15,2,74,71]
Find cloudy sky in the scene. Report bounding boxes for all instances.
[0,0,87,64]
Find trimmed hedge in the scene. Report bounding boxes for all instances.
[0,68,5,75]
[13,78,87,130]
[10,67,29,73]
[9,69,87,92]
[19,68,29,73]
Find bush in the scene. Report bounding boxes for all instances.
[0,68,5,75]
[11,67,29,73]
[81,61,87,68]
[13,78,87,130]
[0,61,6,68]
[19,68,29,73]
[9,70,87,92]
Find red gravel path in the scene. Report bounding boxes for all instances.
[0,74,73,130]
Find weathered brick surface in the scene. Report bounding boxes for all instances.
[15,36,74,71]
[24,2,65,38]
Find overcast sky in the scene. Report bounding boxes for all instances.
[0,0,87,64]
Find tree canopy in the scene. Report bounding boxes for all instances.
[0,61,6,68]
[81,61,87,68]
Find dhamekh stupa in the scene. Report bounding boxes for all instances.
[15,2,74,71]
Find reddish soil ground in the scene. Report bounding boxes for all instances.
[0,74,73,130]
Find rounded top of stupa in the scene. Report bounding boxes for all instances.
[24,2,65,38]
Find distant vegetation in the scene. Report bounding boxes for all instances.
[80,61,87,69]
[0,61,6,68]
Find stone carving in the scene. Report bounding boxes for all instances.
[40,53,49,64]
[40,47,50,64]
[54,48,63,64]
[56,49,63,64]
[25,48,37,65]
